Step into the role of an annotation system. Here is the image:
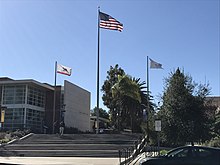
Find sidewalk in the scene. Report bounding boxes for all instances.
[0,157,119,165]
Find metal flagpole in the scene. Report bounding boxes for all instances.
[96,7,100,134]
[146,56,150,142]
[52,61,57,134]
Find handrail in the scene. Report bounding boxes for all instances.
[119,135,147,165]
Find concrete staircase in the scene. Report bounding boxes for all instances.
[0,133,142,157]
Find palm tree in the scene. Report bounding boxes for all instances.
[112,75,141,132]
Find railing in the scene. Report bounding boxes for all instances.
[119,135,147,165]
[118,146,134,165]
[144,146,160,157]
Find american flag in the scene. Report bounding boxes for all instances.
[99,12,123,32]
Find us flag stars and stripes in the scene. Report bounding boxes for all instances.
[99,12,123,32]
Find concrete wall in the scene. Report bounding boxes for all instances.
[64,80,90,132]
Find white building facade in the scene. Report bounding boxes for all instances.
[63,80,90,132]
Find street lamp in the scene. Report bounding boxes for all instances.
[60,104,66,122]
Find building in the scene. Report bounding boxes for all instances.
[0,77,90,133]
[90,116,109,132]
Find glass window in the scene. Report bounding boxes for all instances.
[195,148,213,157]
[3,108,25,130]
[27,86,45,108]
[26,108,44,131]
[3,85,25,104]
[167,148,190,158]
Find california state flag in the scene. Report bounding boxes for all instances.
[57,64,72,76]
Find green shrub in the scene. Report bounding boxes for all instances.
[206,137,220,147]
[160,149,168,155]
[0,138,10,143]
[0,133,6,139]
[0,129,30,144]
[11,129,25,138]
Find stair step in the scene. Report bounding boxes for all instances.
[1,133,142,157]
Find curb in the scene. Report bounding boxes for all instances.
[7,138,18,145]
[4,133,34,146]
[19,133,34,141]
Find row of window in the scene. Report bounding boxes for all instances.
[2,85,45,108]
[4,108,24,122]
[3,108,44,131]
[3,85,26,104]
[27,86,45,107]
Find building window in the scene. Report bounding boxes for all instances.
[26,108,44,131]
[2,85,25,104]
[27,86,45,108]
[3,108,25,130]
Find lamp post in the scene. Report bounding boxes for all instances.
[60,104,66,122]
[117,112,119,131]
[143,109,147,122]
[0,106,7,131]
[155,119,161,155]
[142,104,149,142]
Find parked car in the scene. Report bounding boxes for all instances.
[140,146,220,165]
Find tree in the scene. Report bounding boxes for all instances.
[214,110,220,136]
[158,68,212,146]
[101,64,125,128]
[134,78,156,136]
[111,74,141,132]
[90,107,110,130]
[111,74,149,132]
[102,64,154,133]
[90,107,109,119]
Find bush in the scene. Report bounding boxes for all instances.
[11,130,25,138]
[0,138,10,143]
[0,132,6,139]
[160,149,168,155]
[205,137,220,147]
[0,129,30,144]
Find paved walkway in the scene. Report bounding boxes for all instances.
[0,153,148,165]
[0,157,120,165]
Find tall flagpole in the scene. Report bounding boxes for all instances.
[96,7,100,134]
[146,56,150,142]
[52,61,57,134]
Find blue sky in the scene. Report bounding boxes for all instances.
[0,0,219,110]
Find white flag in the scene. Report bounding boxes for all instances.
[150,58,163,69]
[57,64,72,76]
